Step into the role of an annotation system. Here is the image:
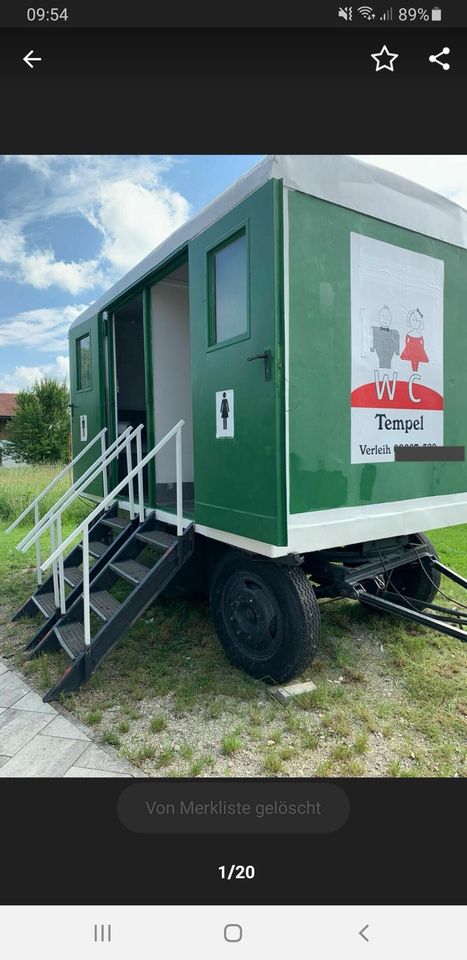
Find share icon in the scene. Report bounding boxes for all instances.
[429,46,451,69]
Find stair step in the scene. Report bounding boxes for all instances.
[90,590,121,621]
[88,541,108,558]
[55,622,86,659]
[110,558,149,584]
[33,593,57,618]
[136,529,177,550]
[63,566,82,588]
[101,516,131,531]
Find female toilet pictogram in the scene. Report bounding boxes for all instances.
[220,392,230,430]
[400,308,429,372]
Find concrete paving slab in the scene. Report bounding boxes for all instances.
[0,756,9,767]
[64,767,130,778]
[41,715,89,741]
[74,743,132,775]
[0,661,8,677]
[12,691,56,714]
[0,708,54,756]
[0,735,89,777]
[0,672,30,708]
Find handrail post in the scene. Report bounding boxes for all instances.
[82,524,91,648]
[136,428,144,523]
[34,502,42,586]
[50,520,60,608]
[176,424,183,537]
[56,514,66,614]
[41,420,186,573]
[101,431,108,500]
[126,434,135,519]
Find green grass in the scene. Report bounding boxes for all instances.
[0,464,91,526]
[221,734,242,756]
[0,463,466,779]
[150,714,167,733]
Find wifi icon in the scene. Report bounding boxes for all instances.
[358,5,375,17]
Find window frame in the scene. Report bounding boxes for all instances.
[206,223,251,352]
[76,331,93,392]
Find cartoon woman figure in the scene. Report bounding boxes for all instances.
[220,392,229,430]
[400,308,429,373]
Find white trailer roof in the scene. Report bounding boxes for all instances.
[70,155,467,331]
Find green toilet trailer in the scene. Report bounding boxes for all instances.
[67,154,467,684]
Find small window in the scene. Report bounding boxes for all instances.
[77,333,91,390]
[210,231,247,345]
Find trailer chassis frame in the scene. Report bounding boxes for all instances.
[305,540,467,644]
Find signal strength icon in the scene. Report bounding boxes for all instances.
[380,6,393,19]
[358,5,375,18]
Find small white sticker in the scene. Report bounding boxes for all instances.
[216,389,234,438]
[79,414,88,442]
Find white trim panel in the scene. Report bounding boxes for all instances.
[190,522,289,558]
[288,492,467,553]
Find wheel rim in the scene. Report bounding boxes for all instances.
[222,571,283,661]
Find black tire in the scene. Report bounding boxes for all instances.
[363,533,441,610]
[209,552,321,683]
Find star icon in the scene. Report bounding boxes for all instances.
[371,44,399,72]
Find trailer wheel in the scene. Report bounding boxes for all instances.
[364,533,441,609]
[209,553,321,683]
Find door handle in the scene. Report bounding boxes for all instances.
[247,349,271,381]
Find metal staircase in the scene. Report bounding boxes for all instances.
[9,418,193,701]
[37,515,194,700]
[13,504,137,652]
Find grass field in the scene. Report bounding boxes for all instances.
[0,464,466,778]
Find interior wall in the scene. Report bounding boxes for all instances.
[151,268,194,484]
[114,296,146,413]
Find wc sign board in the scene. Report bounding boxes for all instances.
[216,389,234,438]
[350,233,444,464]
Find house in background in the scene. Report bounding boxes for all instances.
[0,393,17,441]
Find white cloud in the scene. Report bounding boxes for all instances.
[0,155,191,294]
[16,251,104,295]
[0,355,69,392]
[93,179,190,273]
[0,304,88,352]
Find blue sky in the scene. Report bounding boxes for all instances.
[1,153,466,392]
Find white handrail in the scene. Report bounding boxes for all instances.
[41,419,185,648]
[17,426,133,552]
[5,427,108,534]
[20,425,142,556]
[43,420,185,572]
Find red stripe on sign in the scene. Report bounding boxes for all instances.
[351,381,444,410]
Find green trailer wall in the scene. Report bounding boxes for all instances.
[189,179,287,546]
[287,189,467,516]
[69,313,106,498]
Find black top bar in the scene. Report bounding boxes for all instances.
[4,0,467,28]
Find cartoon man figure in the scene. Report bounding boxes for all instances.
[400,308,429,372]
[220,391,229,430]
[371,305,400,370]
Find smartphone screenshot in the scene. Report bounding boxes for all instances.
[0,2,465,954]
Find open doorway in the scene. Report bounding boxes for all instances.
[113,294,149,494]
[151,260,194,516]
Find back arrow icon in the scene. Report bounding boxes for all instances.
[23,50,42,69]
[359,925,370,942]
